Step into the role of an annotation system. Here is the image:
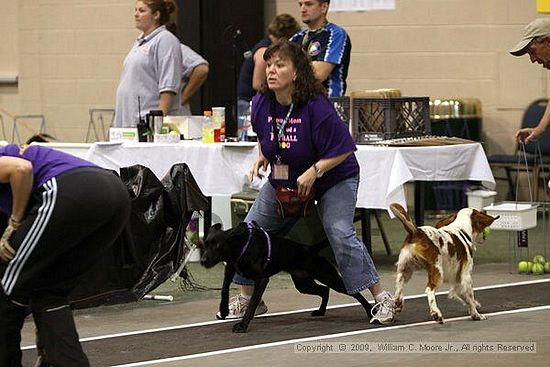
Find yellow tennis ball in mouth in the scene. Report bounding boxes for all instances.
[483,227,491,238]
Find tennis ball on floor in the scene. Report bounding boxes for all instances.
[518,261,529,274]
[532,262,545,275]
[533,255,546,264]
[527,261,534,273]
[544,262,550,273]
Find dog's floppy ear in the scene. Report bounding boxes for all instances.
[471,209,499,232]
[435,212,457,228]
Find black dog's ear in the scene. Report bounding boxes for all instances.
[209,223,223,232]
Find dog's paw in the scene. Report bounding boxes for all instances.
[311,309,326,317]
[216,311,227,320]
[395,299,404,313]
[431,312,444,324]
[471,313,487,321]
[232,322,249,333]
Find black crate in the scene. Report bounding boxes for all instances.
[351,97,430,143]
[329,96,351,127]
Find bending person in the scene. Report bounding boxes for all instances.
[227,41,395,325]
[0,144,131,366]
[114,0,182,126]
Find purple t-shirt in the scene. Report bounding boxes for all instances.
[251,92,359,198]
[0,144,97,215]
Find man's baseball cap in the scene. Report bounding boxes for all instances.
[510,18,550,56]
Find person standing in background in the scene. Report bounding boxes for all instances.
[237,14,301,129]
[510,18,550,144]
[290,0,351,97]
[114,0,182,127]
[179,44,209,115]
[510,18,550,190]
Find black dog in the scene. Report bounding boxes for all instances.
[198,221,373,333]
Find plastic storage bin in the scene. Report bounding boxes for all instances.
[329,96,351,128]
[466,189,497,210]
[483,202,538,231]
[351,97,430,143]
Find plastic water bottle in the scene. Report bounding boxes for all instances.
[243,101,257,142]
[202,110,214,143]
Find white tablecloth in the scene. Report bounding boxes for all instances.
[83,141,495,212]
[356,143,496,210]
[85,141,258,196]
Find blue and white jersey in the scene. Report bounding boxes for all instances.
[290,22,351,97]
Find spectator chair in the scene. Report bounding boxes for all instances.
[488,98,550,201]
[86,108,115,142]
[11,115,47,144]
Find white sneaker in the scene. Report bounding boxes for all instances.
[217,295,268,319]
[370,291,396,325]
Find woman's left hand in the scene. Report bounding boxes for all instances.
[296,166,317,199]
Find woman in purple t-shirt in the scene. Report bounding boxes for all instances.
[0,144,131,366]
[227,41,396,325]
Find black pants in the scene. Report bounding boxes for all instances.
[0,167,131,367]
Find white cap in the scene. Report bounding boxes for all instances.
[510,18,550,56]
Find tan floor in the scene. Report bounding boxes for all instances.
[20,263,550,367]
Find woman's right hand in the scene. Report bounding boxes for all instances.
[249,156,269,182]
[515,127,542,144]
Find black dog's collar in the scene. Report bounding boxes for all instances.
[235,222,272,271]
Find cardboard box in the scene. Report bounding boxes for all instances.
[164,115,205,140]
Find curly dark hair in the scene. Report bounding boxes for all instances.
[262,41,326,105]
[267,14,301,40]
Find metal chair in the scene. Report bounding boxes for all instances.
[86,108,115,142]
[11,115,47,144]
[488,98,550,201]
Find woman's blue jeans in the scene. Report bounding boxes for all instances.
[233,175,380,294]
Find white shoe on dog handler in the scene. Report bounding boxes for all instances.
[217,295,268,319]
[370,291,396,325]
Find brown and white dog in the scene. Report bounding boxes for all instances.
[390,203,499,324]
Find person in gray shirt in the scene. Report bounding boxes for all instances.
[114,0,182,127]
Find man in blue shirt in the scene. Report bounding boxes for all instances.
[290,0,351,97]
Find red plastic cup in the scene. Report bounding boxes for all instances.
[214,128,221,142]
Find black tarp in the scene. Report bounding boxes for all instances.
[64,163,209,308]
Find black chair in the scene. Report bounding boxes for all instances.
[488,98,550,201]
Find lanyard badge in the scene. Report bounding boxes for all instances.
[271,103,294,180]
[273,155,289,180]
